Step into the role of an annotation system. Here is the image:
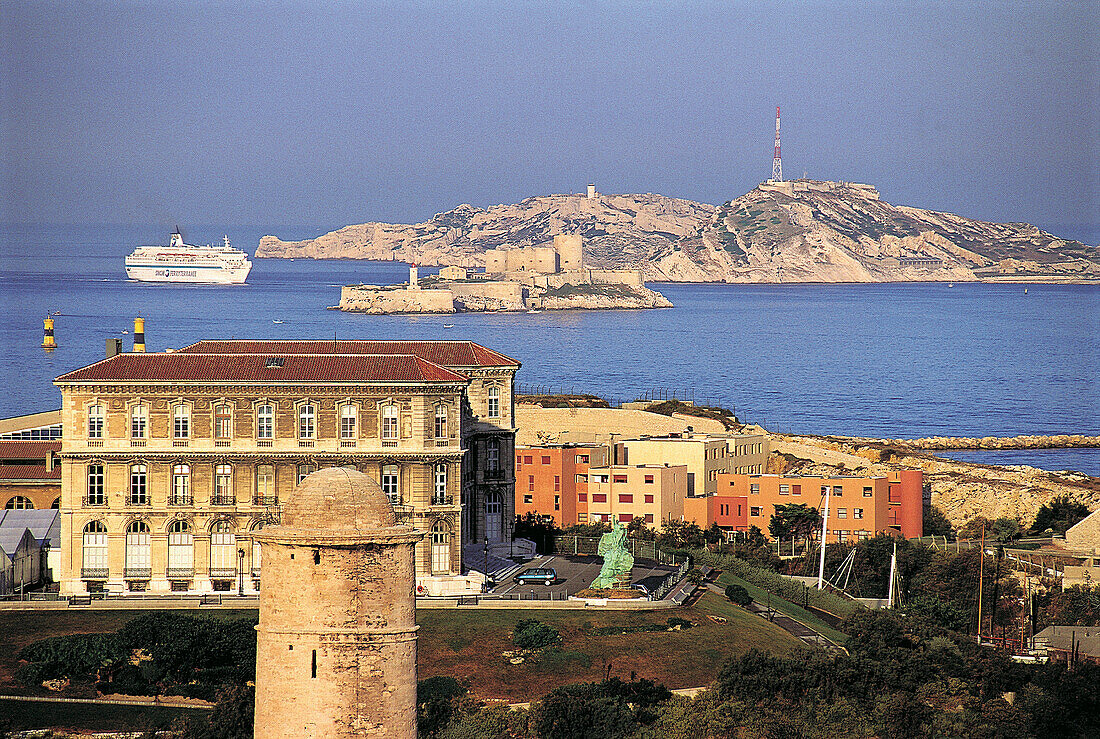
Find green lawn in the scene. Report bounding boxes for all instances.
[0,596,804,710]
[714,572,848,645]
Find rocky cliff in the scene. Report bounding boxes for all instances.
[257,183,1100,283]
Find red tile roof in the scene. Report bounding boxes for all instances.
[0,441,61,460]
[177,340,520,367]
[56,354,469,384]
[0,464,61,481]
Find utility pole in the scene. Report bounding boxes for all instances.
[816,486,831,589]
[887,540,898,609]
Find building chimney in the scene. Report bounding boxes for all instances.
[587,183,596,199]
[106,338,122,358]
[133,317,145,352]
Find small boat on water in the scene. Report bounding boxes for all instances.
[125,229,252,284]
[272,319,284,324]
[443,324,455,329]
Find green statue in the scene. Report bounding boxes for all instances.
[592,520,634,589]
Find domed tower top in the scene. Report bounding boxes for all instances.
[282,467,396,533]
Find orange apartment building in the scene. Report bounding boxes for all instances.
[708,470,923,543]
[582,464,687,526]
[515,444,608,527]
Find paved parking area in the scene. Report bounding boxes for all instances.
[491,555,678,598]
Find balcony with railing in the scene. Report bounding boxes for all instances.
[81,567,109,579]
[210,494,236,506]
[172,439,189,448]
[128,497,151,507]
[251,567,262,578]
[253,495,279,506]
[209,568,238,579]
[215,440,232,447]
[166,567,194,579]
[430,495,456,507]
[82,495,107,508]
[167,494,193,507]
[124,567,152,579]
[483,468,507,481]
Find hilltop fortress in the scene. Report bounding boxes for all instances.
[338,210,672,313]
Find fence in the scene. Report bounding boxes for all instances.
[551,535,686,566]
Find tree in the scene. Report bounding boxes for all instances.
[991,517,1021,543]
[1031,496,1091,535]
[768,504,820,551]
[725,584,752,607]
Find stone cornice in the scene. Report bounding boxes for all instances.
[57,383,469,396]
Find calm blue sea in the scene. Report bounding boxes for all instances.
[2,223,1098,474]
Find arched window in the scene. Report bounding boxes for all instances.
[214,464,233,504]
[381,465,400,504]
[82,521,108,577]
[381,404,398,440]
[130,405,147,439]
[86,463,105,505]
[209,521,237,578]
[129,464,147,505]
[433,463,448,505]
[434,404,447,439]
[340,403,357,440]
[173,405,190,439]
[171,464,191,505]
[214,404,233,439]
[125,520,151,578]
[298,403,315,439]
[5,496,33,509]
[256,404,273,439]
[167,520,193,577]
[487,386,500,418]
[87,404,104,439]
[430,520,451,574]
[51,497,60,509]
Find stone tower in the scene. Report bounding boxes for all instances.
[554,234,583,272]
[253,468,424,739]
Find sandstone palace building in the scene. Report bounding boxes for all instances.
[54,339,519,596]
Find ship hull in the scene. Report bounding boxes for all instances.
[125,263,252,284]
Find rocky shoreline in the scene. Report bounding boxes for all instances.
[852,434,1100,451]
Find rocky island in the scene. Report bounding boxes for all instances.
[258,181,1099,284]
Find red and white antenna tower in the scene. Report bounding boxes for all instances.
[772,106,783,182]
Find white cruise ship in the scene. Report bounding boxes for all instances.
[125,231,252,284]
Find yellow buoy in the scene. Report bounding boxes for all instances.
[41,316,56,349]
[134,317,145,352]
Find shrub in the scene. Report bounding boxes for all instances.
[512,619,559,650]
[666,617,694,630]
[725,584,752,607]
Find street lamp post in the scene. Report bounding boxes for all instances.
[237,548,245,597]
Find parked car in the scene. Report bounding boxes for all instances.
[514,567,557,586]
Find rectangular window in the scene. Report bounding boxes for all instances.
[487,441,500,472]
[173,406,190,439]
[256,464,275,503]
[613,475,628,484]
[618,513,633,523]
[554,495,560,511]
[381,465,400,503]
[821,486,828,496]
[297,464,317,485]
[523,494,533,504]
[86,464,105,505]
[644,494,654,504]
[644,514,654,523]
[434,405,447,439]
[576,474,586,484]
[832,486,843,496]
[578,492,587,502]
[341,404,358,439]
[576,454,589,464]
[863,486,874,497]
[854,508,863,519]
[487,387,500,418]
[298,404,316,439]
[592,493,607,503]
[837,508,847,519]
[541,455,550,465]
[524,455,533,464]
[129,465,147,504]
[554,475,560,491]
[644,475,654,484]
[792,484,801,495]
[214,464,233,503]
[434,464,447,501]
[87,405,104,438]
[578,513,588,522]
[381,405,398,439]
[516,455,523,467]
[214,405,232,439]
[750,506,762,517]
[750,484,759,494]
[779,484,789,495]
[618,494,633,503]
[593,474,609,483]
[130,406,147,439]
[528,475,534,491]
[256,404,273,439]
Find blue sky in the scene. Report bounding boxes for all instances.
[2,1,1097,241]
